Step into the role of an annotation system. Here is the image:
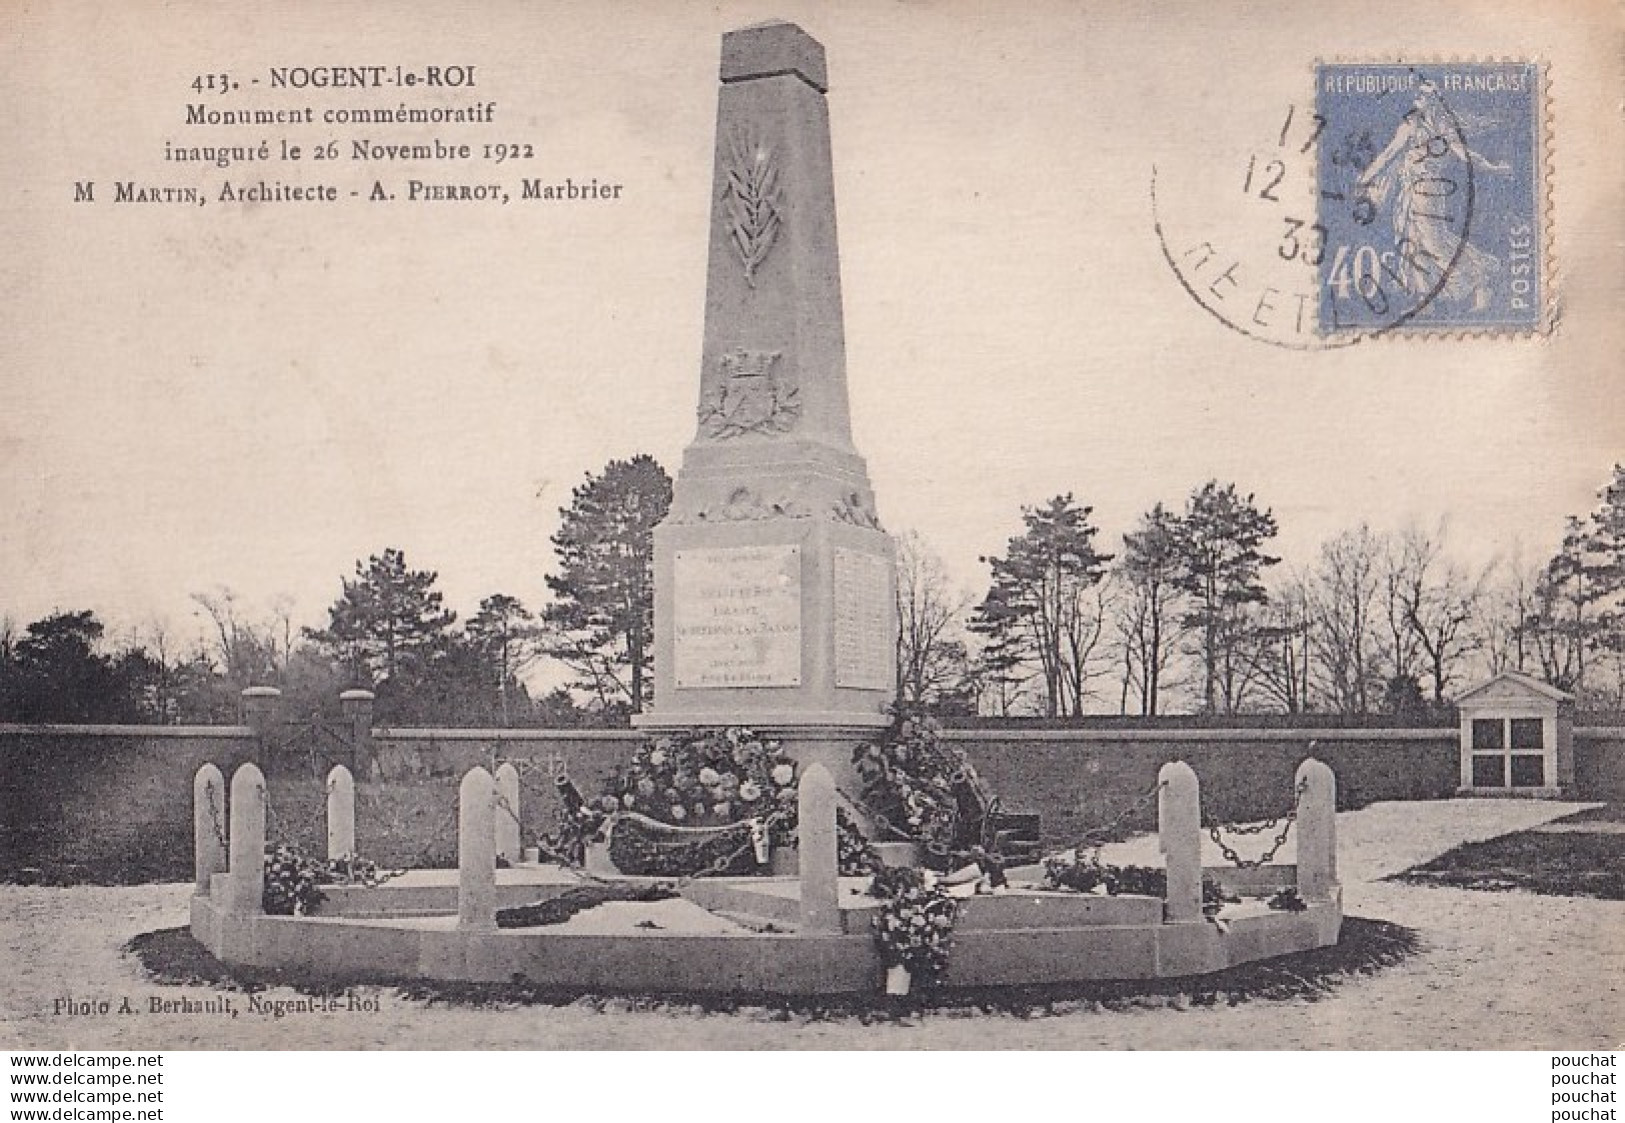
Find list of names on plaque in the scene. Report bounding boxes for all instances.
[833,547,892,690]
[673,545,802,689]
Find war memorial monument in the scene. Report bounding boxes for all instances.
[185,21,1342,997]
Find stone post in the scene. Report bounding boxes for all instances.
[339,689,375,772]
[1295,758,1338,899]
[240,686,282,740]
[797,762,841,934]
[326,764,356,860]
[1158,761,1203,924]
[192,763,227,897]
[493,762,521,864]
[226,762,266,916]
[458,767,497,931]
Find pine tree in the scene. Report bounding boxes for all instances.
[1117,502,1184,716]
[972,495,1112,717]
[543,455,671,715]
[464,593,544,726]
[306,548,457,692]
[1172,481,1280,714]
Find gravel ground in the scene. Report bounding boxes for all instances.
[2,799,1619,1050]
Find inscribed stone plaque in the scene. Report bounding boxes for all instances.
[673,545,801,688]
[833,547,891,690]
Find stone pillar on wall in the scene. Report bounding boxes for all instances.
[192,763,227,897]
[458,767,497,931]
[240,687,282,766]
[326,764,356,860]
[339,689,375,773]
[1294,758,1338,900]
[1158,761,1202,924]
[226,762,266,916]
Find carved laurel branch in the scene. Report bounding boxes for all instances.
[723,127,782,287]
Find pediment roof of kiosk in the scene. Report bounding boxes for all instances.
[1455,671,1574,707]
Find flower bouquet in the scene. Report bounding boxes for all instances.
[869,865,959,994]
[263,843,328,916]
[593,728,802,876]
[851,715,973,860]
[263,844,399,915]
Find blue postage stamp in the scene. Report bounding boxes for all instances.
[1316,62,1544,334]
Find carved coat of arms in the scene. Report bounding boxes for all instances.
[698,348,800,438]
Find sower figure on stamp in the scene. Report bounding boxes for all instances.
[1356,81,1510,312]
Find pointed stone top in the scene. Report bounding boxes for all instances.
[721,20,827,93]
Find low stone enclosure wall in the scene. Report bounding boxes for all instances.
[4,713,1622,883]
[187,757,1343,995]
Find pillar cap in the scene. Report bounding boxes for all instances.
[339,689,377,702]
[720,20,828,93]
[240,686,282,698]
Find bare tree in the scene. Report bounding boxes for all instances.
[465,594,547,726]
[1478,548,1540,678]
[1115,503,1186,715]
[894,530,974,712]
[1388,522,1488,704]
[965,628,1037,717]
[1066,576,1117,714]
[191,586,285,689]
[1379,539,1425,698]
[1248,577,1314,713]
[1306,526,1383,714]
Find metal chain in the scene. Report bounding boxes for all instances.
[411,804,460,869]
[1206,815,1296,869]
[1218,816,1286,836]
[671,809,787,889]
[204,784,229,850]
[493,789,523,828]
[1064,778,1168,856]
[315,774,336,840]
[1205,777,1310,869]
[836,785,911,843]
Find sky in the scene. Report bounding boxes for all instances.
[1,0,1620,655]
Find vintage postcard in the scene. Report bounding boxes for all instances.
[1,0,1621,1073]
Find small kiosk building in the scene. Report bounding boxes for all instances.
[1456,672,1574,797]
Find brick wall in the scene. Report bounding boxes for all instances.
[0,724,641,883]
[3,719,1619,883]
[948,727,1461,847]
[1576,728,1625,802]
[0,725,260,883]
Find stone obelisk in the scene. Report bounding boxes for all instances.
[636,22,896,777]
